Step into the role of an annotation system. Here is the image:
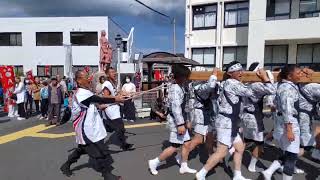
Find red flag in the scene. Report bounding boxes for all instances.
[0,66,15,112]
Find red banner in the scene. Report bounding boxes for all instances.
[0,66,15,112]
[45,65,50,76]
[154,69,161,81]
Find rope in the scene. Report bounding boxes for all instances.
[106,83,169,106]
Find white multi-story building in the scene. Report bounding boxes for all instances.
[0,16,130,77]
[185,0,320,70]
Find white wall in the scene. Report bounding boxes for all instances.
[190,30,217,47]
[0,17,127,75]
[264,17,320,41]
[222,27,248,46]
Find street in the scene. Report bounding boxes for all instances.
[0,117,319,180]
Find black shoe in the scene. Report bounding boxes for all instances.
[121,143,135,151]
[103,172,122,180]
[60,163,73,177]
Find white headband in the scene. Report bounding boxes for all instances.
[227,63,243,73]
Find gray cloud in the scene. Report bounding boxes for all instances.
[0,0,185,26]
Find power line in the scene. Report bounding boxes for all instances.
[133,0,171,20]
[133,0,176,54]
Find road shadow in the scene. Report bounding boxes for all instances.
[0,118,11,123]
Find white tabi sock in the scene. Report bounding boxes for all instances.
[234,170,241,177]
[180,162,197,174]
[197,167,208,177]
[248,157,258,172]
[262,160,281,180]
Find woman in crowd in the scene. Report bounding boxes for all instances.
[13,76,26,120]
[40,81,49,119]
[121,75,136,122]
[32,76,41,115]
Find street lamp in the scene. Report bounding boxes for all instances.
[115,34,122,89]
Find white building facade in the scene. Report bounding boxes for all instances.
[0,16,128,76]
[185,0,320,70]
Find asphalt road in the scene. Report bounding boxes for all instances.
[0,116,319,180]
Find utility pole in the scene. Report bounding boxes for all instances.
[134,0,176,54]
[173,17,176,54]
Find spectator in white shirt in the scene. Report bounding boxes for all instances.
[13,76,26,120]
[121,76,136,122]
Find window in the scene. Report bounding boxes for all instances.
[264,45,288,70]
[225,1,249,27]
[192,48,216,65]
[72,65,99,75]
[36,32,63,46]
[299,0,319,18]
[37,65,64,77]
[70,32,98,46]
[13,65,24,75]
[0,33,22,46]
[297,44,320,66]
[193,4,217,30]
[267,0,291,20]
[223,47,247,67]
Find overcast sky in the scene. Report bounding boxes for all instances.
[0,0,186,54]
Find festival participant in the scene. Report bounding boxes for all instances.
[102,67,134,151]
[60,70,124,180]
[242,62,276,173]
[297,68,320,162]
[262,65,302,180]
[148,64,192,175]
[196,61,269,180]
[177,68,219,174]
[264,67,282,146]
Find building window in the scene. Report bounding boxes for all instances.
[264,45,288,70]
[299,0,319,18]
[37,65,64,77]
[36,32,63,46]
[266,0,291,20]
[193,4,217,30]
[70,32,98,46]
[297,44,320,67]
[0,33,22,46]
[223,47,247,67]
[192,48,216,65]
[13,65,24,75]
[72,65,99,75]
[224,1,249,28]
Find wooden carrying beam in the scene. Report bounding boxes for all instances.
[189,71,320,83]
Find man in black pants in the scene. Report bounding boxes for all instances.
[60,70,124,180]
[101,67,134,151]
